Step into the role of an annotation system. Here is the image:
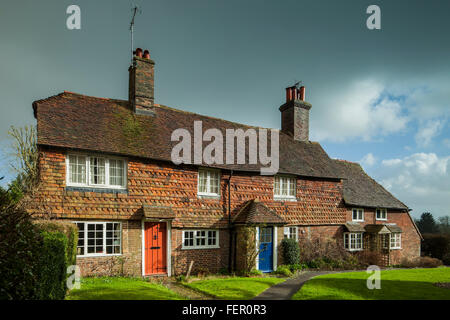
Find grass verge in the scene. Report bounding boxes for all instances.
[182,276,286,300]
[66,277,185,300]
[292,267,450,300]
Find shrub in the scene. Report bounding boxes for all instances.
[218,267,230,275]
[176,275,186,282]
[281,238,300,265]
[288,264,305,272]
[442,252,450,266]
[401,256,443,268]
[355,251,384,267]
[241,269,263,277]
[196,267,210,278]
[298,237,360,270]
[274,265,292,277]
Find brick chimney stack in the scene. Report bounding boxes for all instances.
[128,48,155,114]
[279,84,311,141]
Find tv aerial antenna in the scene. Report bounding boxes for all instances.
[130,4,141,65]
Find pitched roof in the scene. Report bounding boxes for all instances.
[332,159,408,210]
[33,92,341,179]
[364,224,391,234]
[233,199,286,225]
[344,222,365,232]
[386,224,402,233]
[141,205,176,219]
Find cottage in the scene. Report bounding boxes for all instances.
[30,48,421,276]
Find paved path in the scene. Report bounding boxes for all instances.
[253,271,337,300]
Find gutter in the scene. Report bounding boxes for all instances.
[228,170,233,273]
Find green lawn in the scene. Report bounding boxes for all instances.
[183,277,286,300]
[293,268,450,300]
[66,277,185,300]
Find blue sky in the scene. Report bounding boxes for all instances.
[0,0,449,218]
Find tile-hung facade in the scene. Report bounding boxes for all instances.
[30,48,422,276]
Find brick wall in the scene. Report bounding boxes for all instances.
[75,220,141,277]
[171,228,229,275]
[31,146,418,274]
[344,208,421,265]
[32,146,346,227]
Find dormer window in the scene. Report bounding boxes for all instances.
[66,154,127,189]
[198,169,220,197]
[274,175,296,200]
[376,208,387,221]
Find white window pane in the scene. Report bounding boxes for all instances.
[90,158,105,185]
[69,155,86,184]
[198,171,208,193]
[288,178,295,196]
[274,177,280,196]
[281,178,288,196]
[109,159,125,186]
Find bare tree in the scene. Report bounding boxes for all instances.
[8,125,38,194]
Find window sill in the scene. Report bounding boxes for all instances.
[346,248,363,252]
[274,196,297,202]
[197,193,220,200]
[376,218,388,221]
[66,186,128,194]
[77,253,122,258]
[352,220,364,223]
[181,246,220,250]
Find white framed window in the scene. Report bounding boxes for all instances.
[74,221,122,257]
[344,232,363,251]
[66,154,127,189]
[283,226,298,241]
[390,233,401,249]
[197,169,220,196]
[274,175,296,199]
[182,230,219,249]
[352,208,364,222]
[376,208,387,221]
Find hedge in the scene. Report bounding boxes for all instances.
[281,238,300,265]
[422,233,450,262]
[34,231,68,299]
[0,209,42,299]
[0,211,78,300]
[34,220,78,267]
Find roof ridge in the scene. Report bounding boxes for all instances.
[334,158,359,165]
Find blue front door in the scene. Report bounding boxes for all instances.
[258,227,273,272]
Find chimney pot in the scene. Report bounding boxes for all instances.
[299,86,305,101]
[135,48,143,58]
[143,50,150,59]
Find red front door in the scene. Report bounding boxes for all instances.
[144,222,167,275]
